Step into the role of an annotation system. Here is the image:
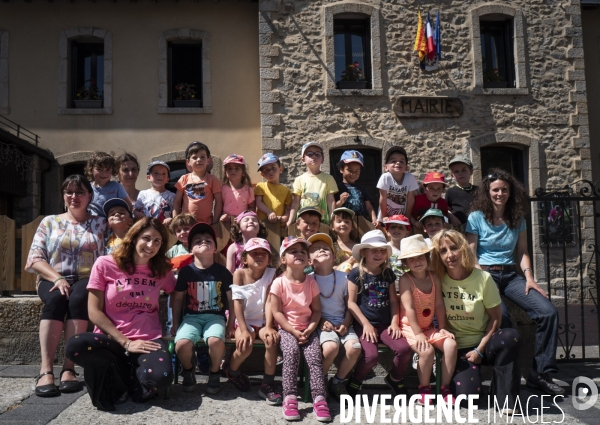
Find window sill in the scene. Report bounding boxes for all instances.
[157,107,213,114]
[58,108,113,115]
[477,87,529,95]
[326,88,384,97]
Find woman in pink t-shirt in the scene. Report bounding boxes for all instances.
[65,218,176,411]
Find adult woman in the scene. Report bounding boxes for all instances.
[431,230,521,409]
[117,152,140,202]
[65,218,175,411]
[466,169,564,396]
[26,175,107,397]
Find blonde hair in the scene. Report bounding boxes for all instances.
[357,248,394,293]
[430,230,476,279]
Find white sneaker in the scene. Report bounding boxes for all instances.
[412,353,419,370]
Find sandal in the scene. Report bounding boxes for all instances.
[35,371,60,397]
[58,368,82,393]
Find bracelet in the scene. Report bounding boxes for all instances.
[124,340,131,356]
[523,268,533,276]
[53,276,67,284]
[473,347,484,359]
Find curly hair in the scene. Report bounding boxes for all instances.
[430,230,476,280]
[469,168,528,229]
[85,151,118,181]
[230,212,267,243]
[113,218,172,278]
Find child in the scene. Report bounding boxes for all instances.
[255,153,292,227]
[377,146,418,223]
[228,238,281,405]
[134,161,175,226]
[295,206,322,240]
[173,142,222,225]
[220,154,256,222]
[227,211,268,273]
[287,142,338,227]
[398,234,457,404]
[411,171,461,229]
[446,155,478,225]
[85,151,133,217]
[420,208,446,245]
[382,214,411,286]
[330,207,357,273]
[270,236,331,422]
[307,233,361,400]
[345,230,411,397]
[103,198,133,255]
[334,150,378,226]
[171,222,235,394]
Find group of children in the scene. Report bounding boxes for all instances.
[80,142,480,422]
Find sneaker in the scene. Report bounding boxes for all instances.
[206,372,221,394]
[412,353,419,370]
[259,382,283,405]
[282,395,300,421]
[417,385,433,405]
[181,353,197,392]
[276,354,284,366]
[328,377,348,400]
[313,395,332,422]
[384,373,407,396]
[440,386,454,404]
[526,371,566,396]
[226,369,251,392]
[346,377,362,398]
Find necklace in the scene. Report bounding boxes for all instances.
[458,184,473,191]
[318,272,337,299]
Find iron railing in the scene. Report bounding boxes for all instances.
[0,115,40,146]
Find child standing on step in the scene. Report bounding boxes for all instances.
[398,234,457,405]
[270,236,331,422]
[219,154,255,223]
[226,210,268,273]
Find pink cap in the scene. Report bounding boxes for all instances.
[223,154,246,166]
[235,210,258,223]
[243,238,271,253]
[383,214,411,230]
[280,236,310,254]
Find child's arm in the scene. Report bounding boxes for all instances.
[399,275,428,351]
[286,195,300,227]
[232,271,253,351]
[213,192,223,225]
[170,291,185,336]
[256,195,277,222]
[226,289,235,338]
[446,210,462,226]
[271,293,302,341]
[304,294,321,340]
[263,291,280,343]
[347,279,378,343]
[364,200,378,227]
[404,191,415,220]
[333,294,353,337]
[173,189,183,218]
[281,203,292,225]
[433,274,452,337]
[335,192,349,208]
[388,277,402,340]
[326,193,336,219]
[226,243,237,274]
[378,189,387,220]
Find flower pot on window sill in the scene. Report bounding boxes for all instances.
[337,81,368,90]
[483,82,509,89]
[74,100,103,109]
[173,100,202,108]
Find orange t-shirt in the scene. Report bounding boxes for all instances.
[270,275,320,331]
[175,173,222,224]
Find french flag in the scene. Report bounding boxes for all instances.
[426,12,436,60]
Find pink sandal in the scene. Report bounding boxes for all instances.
[282,395,300,421]
[313,395,332,422]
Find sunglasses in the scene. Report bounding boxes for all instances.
[487,172,502,181]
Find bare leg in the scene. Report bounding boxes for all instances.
[417,345,435,387]
[38,320,65,386]
[336,340,362,380]
[175,339,195,369]
[433,338,458,387]
[321,341,339,376]
[229,328,255,372]
[207,338,225,374]
[258,328,278,376]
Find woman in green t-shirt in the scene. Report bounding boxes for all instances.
[431,229,521,411]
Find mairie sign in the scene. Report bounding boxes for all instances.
[393,96,463,118]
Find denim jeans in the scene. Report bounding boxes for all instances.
[489,270,559,374]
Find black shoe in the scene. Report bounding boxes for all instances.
[181,352,198,392]
[346,377,362,398]
[526,371,566,396]
[35,371,60,397]
[384,373,407,396]
[58,368,82,393]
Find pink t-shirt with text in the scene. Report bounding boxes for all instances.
[270,274,320,331]
[87,256,176,341]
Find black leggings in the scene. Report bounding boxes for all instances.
[452,328,521,407]
[38,279,89,321]
[65,332,172,411]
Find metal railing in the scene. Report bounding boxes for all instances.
[0,115,40,146]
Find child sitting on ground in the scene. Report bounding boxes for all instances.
[377,146,418,224]
[103,198,133,255]
[382,214,411,288]
[134,160,175,226]
[86,151,133,217]
[411,171,461,229]
[226,211,268,273]
[330,207,358,273]
[219,154,255,222]
[255,153,292,228]
[307,233,361,401]
[227,238,281,406]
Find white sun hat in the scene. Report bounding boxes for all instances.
[351,230,392,261]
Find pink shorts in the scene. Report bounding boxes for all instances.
[401,320,448,348]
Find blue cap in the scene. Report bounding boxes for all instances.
[340,150,364,166]
[103,198,133,218]
[257,152,279,171]
[146,160,170,176]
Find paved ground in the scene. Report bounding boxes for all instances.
[0,364,599,424]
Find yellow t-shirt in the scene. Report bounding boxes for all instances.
[292,172,338,224]
[442,268,502,349]
[254,182,292,221]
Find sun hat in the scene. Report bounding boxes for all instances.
[146,160,170,176]
[235,210,258,223]
[398,234,433,259]
[297,206,322,220]
[257,152,279,171]
[187,222,217,248]
[301,142,324,156]
[103,198,133,218]
[223,154,246,166]
[340,150,364,166]
[331,207,355,219]
[243,238,271,253]
[351,230,392,261]
[383,214,411,230]
[448,155,473,169]
[423,171,446,185]
[419,208,445,223]
[307,233,334,252]
[280,236,310,254]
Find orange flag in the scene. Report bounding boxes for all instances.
[414,11,427,63]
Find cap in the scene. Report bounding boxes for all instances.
[301,142,324,156]
[385,146,408,163]
[187,222,217,248]
[383,214,411,229]
[146,160,170,176]
[280,236,310,254]
[223,154,246,166]
[103,198,133,218]
[307,233,334,252]
[297,206,322,220]
[331,207,355,219]
[243,237,272,253]
[448,155,473,168]
[423,171,447,185]
[419,208,445,223]
[257,152,280,171]
[340,150,364,166]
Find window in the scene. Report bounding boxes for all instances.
[62,162,86,180]
[480,146,525,184]
[334,18,371,89]
[480,20,514,89]
[71,41,104,108]
[165,161,187,194]
[168,42,203,108]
